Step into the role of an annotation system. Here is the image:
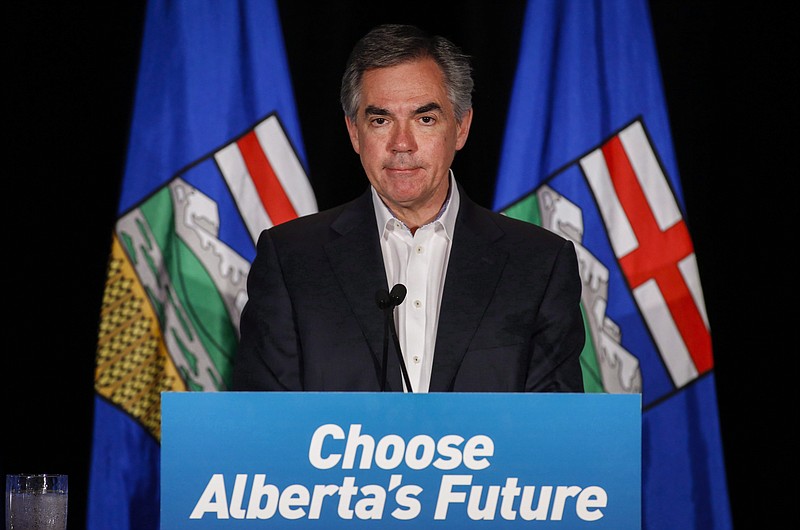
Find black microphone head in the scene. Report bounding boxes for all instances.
[389,284,407,306]
[376,288,391,310]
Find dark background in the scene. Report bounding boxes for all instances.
[6,1,793,528]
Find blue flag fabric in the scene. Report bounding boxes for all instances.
[494,1,732,528]
[87,2,316,528]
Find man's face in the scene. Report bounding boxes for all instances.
[345,58,472,222]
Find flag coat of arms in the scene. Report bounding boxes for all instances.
[87,2,316,528]
[494,1,732,528]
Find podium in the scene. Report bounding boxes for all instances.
[162,392,640,528]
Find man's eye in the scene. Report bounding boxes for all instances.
[372,117,388,125]
[420,116,436,125]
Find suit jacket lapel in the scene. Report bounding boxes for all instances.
[429,191,508,392]
[324,189,404,391]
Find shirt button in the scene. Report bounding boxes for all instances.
[415,245,424,254]
[412,355,421,364]
[413,299,422,308]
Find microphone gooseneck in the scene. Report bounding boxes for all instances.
[376,284,413,393]
[376,288,391,389]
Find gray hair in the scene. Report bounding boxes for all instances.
[340,24,474,123]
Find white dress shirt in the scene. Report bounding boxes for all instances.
[371,171,460,393]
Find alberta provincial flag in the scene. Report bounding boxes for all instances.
[87,2,317,528]
[494,1,732,528]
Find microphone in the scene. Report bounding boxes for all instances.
[390,284,406,306]
[376,284,406,309]
[375,284,413,393]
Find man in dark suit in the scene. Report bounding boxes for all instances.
[233,24,584,393]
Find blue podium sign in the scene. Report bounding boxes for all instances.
[161,392,640,529]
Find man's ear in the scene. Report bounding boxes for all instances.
[344,115,361,154]
[455,108,473,151]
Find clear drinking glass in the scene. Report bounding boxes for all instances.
[6,474,68,530]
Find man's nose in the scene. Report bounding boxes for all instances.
[389,122,417,153]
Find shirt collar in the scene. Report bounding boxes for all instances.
[372,170,460,239]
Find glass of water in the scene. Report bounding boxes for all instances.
[6,474,68,529]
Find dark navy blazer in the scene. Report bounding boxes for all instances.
[233,183,585,393]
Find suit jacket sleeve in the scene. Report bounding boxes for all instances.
[232,228,301,390]
[525,238,585,392]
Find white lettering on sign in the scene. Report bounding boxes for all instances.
[189,474,608,522]
[187,424,610,523]
[435,476,608,521]
[307,424,493,471]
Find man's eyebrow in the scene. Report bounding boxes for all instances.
[362,103,443,117]
[415,102,442,114]
[364,105,390,116]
